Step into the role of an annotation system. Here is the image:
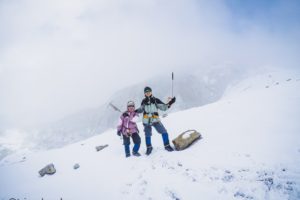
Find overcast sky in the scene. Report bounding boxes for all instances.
[0,0,299,128]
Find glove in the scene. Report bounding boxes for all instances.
[135,108,143,114]
[117,130,122,136]
[125,129,131,137]
[122,112,129,117]
[167,97,176,108]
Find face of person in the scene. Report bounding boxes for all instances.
[127,105,135,112]
[145,91,152,97]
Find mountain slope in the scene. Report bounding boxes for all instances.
[0,69,299,200]
[35,65,247,150]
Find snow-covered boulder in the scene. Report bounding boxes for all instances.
[172,130,202,150]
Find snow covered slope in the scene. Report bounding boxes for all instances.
[33,65,246,150]
[0,69,300,200]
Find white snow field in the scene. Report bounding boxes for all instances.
[0,69,300,200]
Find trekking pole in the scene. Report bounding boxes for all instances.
[108,102,123,140]
[109,102,122,113]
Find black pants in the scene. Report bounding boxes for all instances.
[123,132,141,145]
[123,133,141,154]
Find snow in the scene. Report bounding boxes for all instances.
[181,130,196,139]
[0,69,300,200]
[23,65,246,152]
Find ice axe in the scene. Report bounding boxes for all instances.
[167,72,174,104]
[166,72,175,111]
[172,72,174,98]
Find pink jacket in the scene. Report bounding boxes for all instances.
[117,111,139,135]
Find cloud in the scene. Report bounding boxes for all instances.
[0,0,299,128]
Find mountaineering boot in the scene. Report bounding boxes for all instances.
[132,151,141,157]
[126,153,131,157]
[162,133,174,151]
[146,146,153,155]
[164,144,174,152]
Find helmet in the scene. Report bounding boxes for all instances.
[127,101,135,107]
[144,86,152,93]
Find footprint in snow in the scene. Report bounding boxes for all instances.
[281,168,287,172]
[238,168,250,173]
[138,180,148,196]
[234,191,253,199]
[182,168,198,182]
[222,170,234,182]
[165,189,180,200]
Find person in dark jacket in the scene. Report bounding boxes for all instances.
[117,101,141,157]
[135,86,176,155]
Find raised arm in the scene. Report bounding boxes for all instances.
[135,101,145,114]
[155,98,169,111]
[156,97,176,111]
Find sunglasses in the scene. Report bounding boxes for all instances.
[127,105,135,108]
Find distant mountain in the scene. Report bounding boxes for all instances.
[35,65,247,150]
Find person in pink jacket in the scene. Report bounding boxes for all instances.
[117,101,141,157]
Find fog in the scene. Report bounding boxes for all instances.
[0,0,299,129]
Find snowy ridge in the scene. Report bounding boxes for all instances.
[0,69,300,199]
[31,65,247,150]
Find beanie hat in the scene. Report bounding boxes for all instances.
[144,86,152,93]
[127,101,135,107]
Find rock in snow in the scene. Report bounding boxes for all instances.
[95,144,109,152]
[39,164,56,177]
[73,163,80,170]
[172,130,202,151]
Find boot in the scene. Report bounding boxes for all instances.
[146,146,153,155]
[132,151,141,157]
[164,144,174,152]
[125,153,131,157]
